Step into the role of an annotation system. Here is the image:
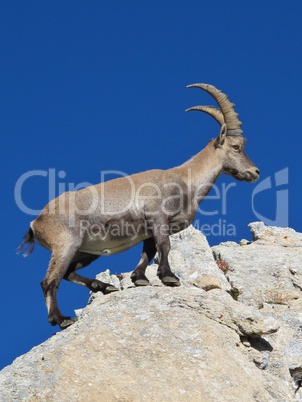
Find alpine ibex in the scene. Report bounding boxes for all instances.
[19,83,260,329]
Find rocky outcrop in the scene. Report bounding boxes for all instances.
[1,224,302,401]
[212,222,302,400]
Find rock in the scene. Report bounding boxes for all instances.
[212,222,302,400]
[168,226,231,291]
[191,274,222,291]
[0,285,283,402]
[1,223,302,401]
[212,224,302,307]
[199,288,279,337]
[249,221,302,247]
[239,239,250,246]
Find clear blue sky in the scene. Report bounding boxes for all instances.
[1,1,301,369]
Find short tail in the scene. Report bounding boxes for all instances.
[18,227,35,257]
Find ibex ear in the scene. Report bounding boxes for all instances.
[215,123,227,148]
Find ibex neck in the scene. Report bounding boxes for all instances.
[177,141,223,202]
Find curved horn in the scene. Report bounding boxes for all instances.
[185,105,225,126]
[186,83,243,136]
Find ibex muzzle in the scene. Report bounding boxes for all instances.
[19,83,259,329]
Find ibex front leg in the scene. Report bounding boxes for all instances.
[131,237,157,286]
[151,223,180,287]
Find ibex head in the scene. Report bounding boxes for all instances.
[186,83,260,182]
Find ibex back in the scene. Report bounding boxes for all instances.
[19,83,260,329]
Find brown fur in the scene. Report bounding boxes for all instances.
[19,83,260,329]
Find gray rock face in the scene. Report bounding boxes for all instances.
[1,224,302,401]
[212,222,302,400]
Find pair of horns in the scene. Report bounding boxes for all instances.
[186,83,243,136]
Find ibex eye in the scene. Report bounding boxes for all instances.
[233,145,240,151]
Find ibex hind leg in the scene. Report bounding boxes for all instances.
[41,242,82,329]
[64,252,118,294]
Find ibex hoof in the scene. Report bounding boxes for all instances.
[104,285,119,294]
[161,276,181,287]
[131,272,150,286]
[90,281,118,294]
[134,279,151,287]
[48,314,75,329]
[60,317,76,330]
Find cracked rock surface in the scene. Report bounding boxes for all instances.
[1,224,302,401]
[212,222,302,400]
